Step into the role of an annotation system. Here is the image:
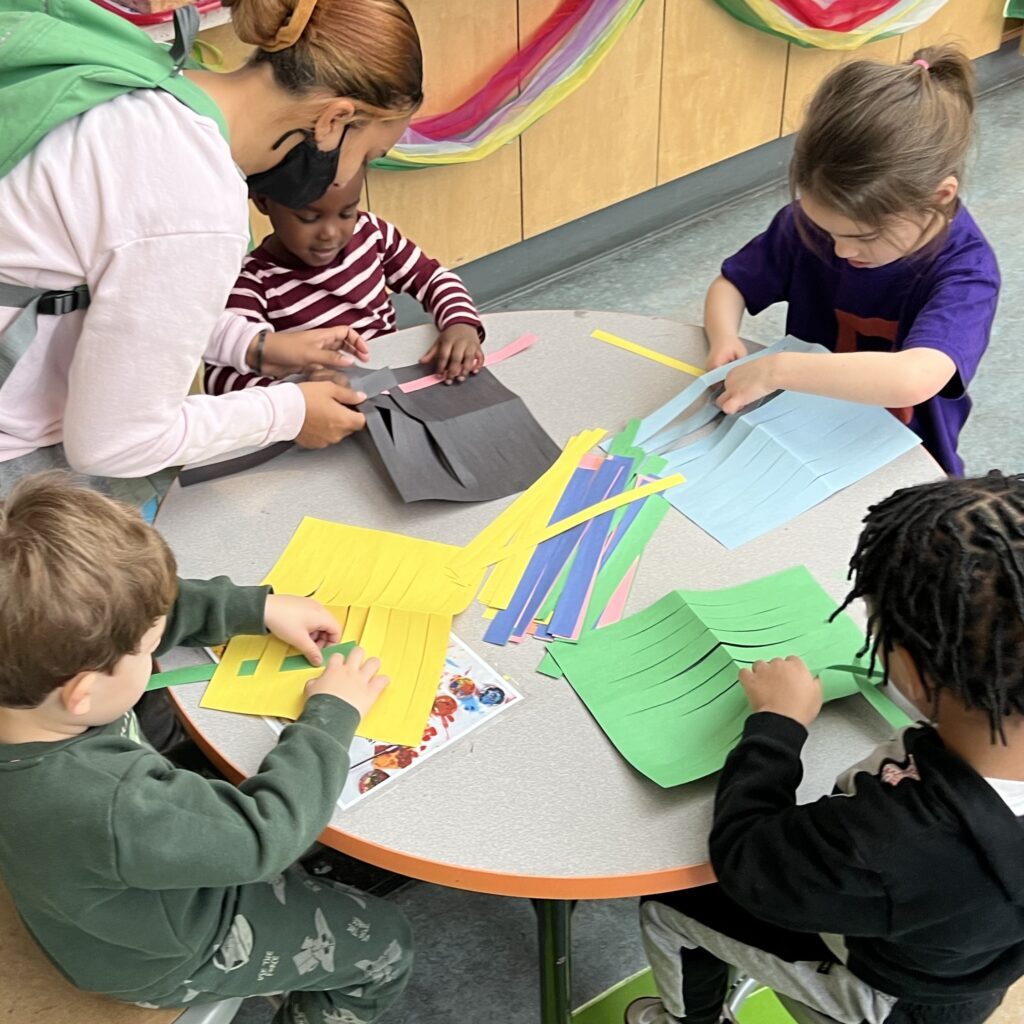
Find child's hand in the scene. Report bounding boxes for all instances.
[705,336,747,371]
[738,657,823,728]
[264,594,341,666]
[419,325,484,383]
[304,647,390,720]
[716,355,780,414]
[253,327,370,378]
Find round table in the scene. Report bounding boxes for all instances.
[157,309,939,1023]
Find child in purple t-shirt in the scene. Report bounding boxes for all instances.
[703,45,999,477]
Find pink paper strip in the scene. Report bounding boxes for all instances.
[397,333,540,394]
[596,558,639,628]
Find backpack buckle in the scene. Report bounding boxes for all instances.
[37,285,89,316]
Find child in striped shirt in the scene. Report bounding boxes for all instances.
[204,169,485,394]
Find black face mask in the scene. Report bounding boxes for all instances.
[247,124,351,209]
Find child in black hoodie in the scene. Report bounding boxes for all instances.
[628,473,1024,1024]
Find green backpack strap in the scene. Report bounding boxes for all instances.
[0,0,228,386]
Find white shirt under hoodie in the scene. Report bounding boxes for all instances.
[0,88,305,477]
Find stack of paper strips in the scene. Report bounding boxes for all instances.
[618,337,921,548]
[474,421,679,663]
[544,565,912,788]
[197,429,682,746]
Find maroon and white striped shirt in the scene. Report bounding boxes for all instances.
[205,211,484,394]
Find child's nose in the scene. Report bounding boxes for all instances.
[833,237,858,260]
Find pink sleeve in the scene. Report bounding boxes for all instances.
[63,232,305,476]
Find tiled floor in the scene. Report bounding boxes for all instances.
[232,76,1024,1024]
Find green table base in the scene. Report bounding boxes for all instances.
[571,968,796,1024]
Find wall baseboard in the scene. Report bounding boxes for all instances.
[393,38,1024,326]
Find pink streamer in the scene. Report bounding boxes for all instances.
[398,333,539,394]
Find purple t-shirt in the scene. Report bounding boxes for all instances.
[721,203,1000,475]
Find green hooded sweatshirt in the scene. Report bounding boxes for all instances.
[0,0,226,180]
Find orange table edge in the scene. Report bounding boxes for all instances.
[171,691,718,900]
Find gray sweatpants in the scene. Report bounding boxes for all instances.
[640,887,1005,1024]
[131,868,413,1024]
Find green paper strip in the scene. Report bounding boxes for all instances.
[829,663,915,730]
[145,662,215,691]
[147,641,356,691]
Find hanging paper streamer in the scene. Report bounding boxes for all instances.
[712,0,951,50]
[373,0,647,170]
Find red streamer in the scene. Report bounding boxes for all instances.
[772,0,901,32]
[412,0,592,139]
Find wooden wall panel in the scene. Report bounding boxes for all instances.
[897,0,1006,60]
[364,0,523,267]
[658,0,788,185]
[518,0,665,238]
[781,37,902,136]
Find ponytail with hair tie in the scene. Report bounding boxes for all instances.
[225,0,422,114]
[260,0,319,52]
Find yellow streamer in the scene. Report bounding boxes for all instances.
[591,330,704,377]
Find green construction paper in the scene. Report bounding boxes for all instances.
[147,641,355,691]
[608,419,641,456]
[546,566,870,786]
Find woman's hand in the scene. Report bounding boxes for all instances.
[264,594,341,666]
[249,327,370,378]
[419,325,484,383]
[295,380,367,448]
[738,656,823,728]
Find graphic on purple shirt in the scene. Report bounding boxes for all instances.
[721,203,1000,476]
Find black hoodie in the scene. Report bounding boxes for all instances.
[710,714,1024,1004]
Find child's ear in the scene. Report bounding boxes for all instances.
[60,672,97,718]
[933,175,959,208]
[251,193,271,215]
[888,646,933,713]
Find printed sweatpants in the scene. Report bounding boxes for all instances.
[129,867,412,1024]
[640,885,1005,1024]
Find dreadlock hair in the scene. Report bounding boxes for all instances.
[831,472,1024,741]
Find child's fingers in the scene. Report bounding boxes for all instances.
[358,655,382,682]
[419,342,439,365]
[368,674,391,699]
[434,341,453,377]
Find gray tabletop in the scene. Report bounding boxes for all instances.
[157,310,940,899]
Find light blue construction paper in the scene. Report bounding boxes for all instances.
[669,391,919,548]
[632,336,819,448]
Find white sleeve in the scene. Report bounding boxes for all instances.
[63,234,305,477]
[205,311,273,373]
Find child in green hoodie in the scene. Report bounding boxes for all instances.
[0,473,412,1023]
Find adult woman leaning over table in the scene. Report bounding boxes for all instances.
[0,0,422,517]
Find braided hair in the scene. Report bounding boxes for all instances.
[832,472,1024,740]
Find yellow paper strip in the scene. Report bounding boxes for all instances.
[452,429,607,580]
[592,329,704,377]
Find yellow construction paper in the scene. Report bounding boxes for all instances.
[591,329,704,377]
